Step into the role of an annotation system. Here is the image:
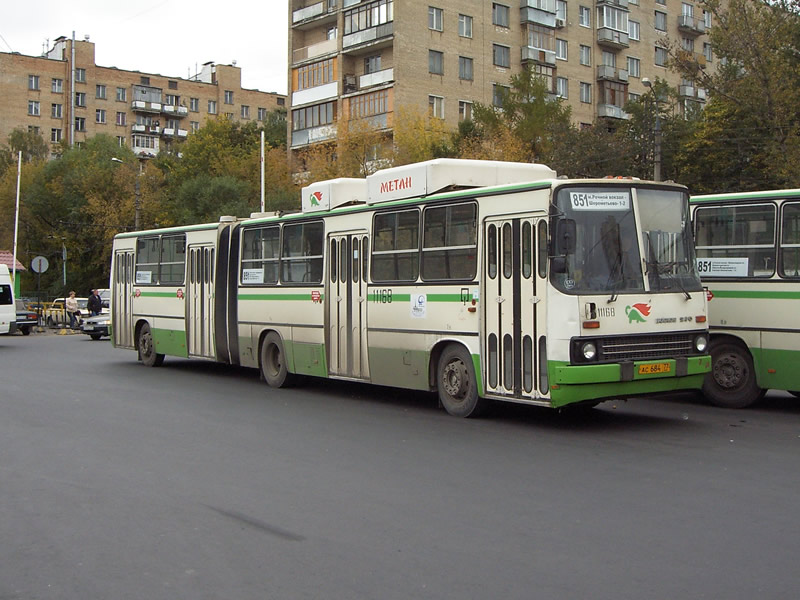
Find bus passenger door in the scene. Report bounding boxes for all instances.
[327,232,369,380]
[113,250,134,348]
[483,217,545,401]
[187,244,216,359]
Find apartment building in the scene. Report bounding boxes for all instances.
[288,0,711,155]
[1,36,286,158]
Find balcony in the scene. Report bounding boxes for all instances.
[596,0,628,7]
[292,1,337,29]
[131,124,161,134]
[292,81,338,107]
[597,27,629,49]
[521,46,556,66]
[678,14,705,37]
[131,100,162,114]
[597,65,629,82]
[359,67,394,89]
[679,84,695,98]
[520,6,556,28]
[343,22,393,51]
[291,124,337,148]
[292,38,337,64]
[162,105,189,117]
[597,104,630,120]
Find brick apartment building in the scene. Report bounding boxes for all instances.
[288,0,711,156]
[1,35,286,158]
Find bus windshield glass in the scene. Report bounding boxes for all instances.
[551,186,702,295]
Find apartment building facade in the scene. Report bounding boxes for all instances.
[1,36,286,159]
[288,0,711,155]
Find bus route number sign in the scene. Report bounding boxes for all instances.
[569,191,630,211]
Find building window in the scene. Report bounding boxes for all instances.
[168,80,178,90]
[29,75,40,90]
[580,82,591,103]
[556,77,568,98]
[493,84,509,107]
[140,76,150,85]
[629,92,641,102]
[51,128,62,143]
[703,42,712,62]
[208,100,217,114]
[429,50,444,75]
[241,105,250,119]
[296,58,335,91]
[225,112,234,119]
[556,0,566,21]
[655,0,665,4]
[116,136,126,147]
[344,0,394,35]
[629,20,640,41]
[364,55,382,74]
[51,103,62,118]
[190,121,200,132]
[75,117,86,131]
[165,94,179,106]
[703,10,712,28]
[116,111,127,126]
[528,24,555,52]
[602,51,616,67]
[459,100,473,121]
[132,134,157,150]
[428,95,444,119]
[96,109,106,124]
[28,100,41,116]
[28,126,40,135]
[493,3,510,28]
[277,97,285,106]
[190,97,199,112]
[350,89,389,118]
[258,107,267,121]
[116,87,127,102]
[459,56,474,80]
[598,6,628,32]
[579,6,590,27]
[493,44,510,68]
[75,68,86,83]
[627,56,640,78]
[429,6,443,31]
[459,14,473,38]
[96,84,106,99]
[75,92,86,107]
[655,11,666,31]
[224,90,234,104]
[655,46,668,66]
[556,39,568,61]
[52,78,63,93]
[580,45,591,66]
[682,37,695,52]
[292,101,336,131]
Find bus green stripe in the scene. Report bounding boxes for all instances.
[240,293,322,301]
[138,291,180,298]
[709,289,800,300]
[366,293,468,302]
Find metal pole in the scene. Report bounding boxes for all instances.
[260,130,265,213]
[135,174,141,230]
[12,151,21,288]
[654,114,662,182]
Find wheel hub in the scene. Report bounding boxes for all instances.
[442,361,467,399]
[714,354,745,390]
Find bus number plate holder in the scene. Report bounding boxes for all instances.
[638,362,671,375]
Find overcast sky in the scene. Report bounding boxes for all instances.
[0,0,289,94]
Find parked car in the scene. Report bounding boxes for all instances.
[15,299,38,335]
[44,297,88,328]
[81,313,110,340]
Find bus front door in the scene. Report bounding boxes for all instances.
[327,233,369,380]
[113,250,134,348]
[187,244,215,359]
[483,217,547,401]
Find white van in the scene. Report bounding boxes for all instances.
[0,264,16,335]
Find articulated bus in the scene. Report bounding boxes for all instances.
[691,188,800,407]
[111,159,710,417]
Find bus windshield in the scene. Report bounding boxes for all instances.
[551,186,702,295]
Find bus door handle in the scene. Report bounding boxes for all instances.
[530,297,541,304]
[496,297,505,304]
[336,296,343,302]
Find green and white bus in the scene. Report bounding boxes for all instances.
[110,159,710,417]
[691,188,800,407]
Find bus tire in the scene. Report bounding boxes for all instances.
[703,341,762,408]
[437,344,487,418]
[261,332,293,388]
[138,323,165,367]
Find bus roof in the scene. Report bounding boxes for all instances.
[690,188,800,204]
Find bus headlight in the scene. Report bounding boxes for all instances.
[581,341,597,361]
[694,334,708,353]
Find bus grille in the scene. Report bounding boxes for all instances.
[599,334,696,362]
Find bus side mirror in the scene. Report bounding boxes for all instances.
[556,218,576,255]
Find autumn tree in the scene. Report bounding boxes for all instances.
[0,128,50,177]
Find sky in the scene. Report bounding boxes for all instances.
[0,0,289,94]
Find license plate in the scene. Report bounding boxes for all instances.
[638,362,671,375]
[84,325,94,331]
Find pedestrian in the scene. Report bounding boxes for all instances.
[66,291,79,329]
[88,288,102,316]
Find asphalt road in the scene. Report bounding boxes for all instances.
[2,332,799,599]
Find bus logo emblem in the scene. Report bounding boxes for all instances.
[310,191,322,206]
[311,290,321,303]
[625,303,651,323]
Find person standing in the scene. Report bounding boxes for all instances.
[88,289,102,316]
[66,291,79,329]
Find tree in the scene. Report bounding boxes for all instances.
[0,128,50,177]
[392,105,452,165]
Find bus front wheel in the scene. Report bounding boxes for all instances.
[138,323,165,367]
[437,345,487,418]
[703,341,762,409]
[261,332,293,388]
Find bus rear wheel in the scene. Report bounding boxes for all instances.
[703,341,762,408]
[437,345,487,418]
[261,332,293,388]
[138,323,164,367]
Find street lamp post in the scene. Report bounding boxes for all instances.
[642,78,662,182]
